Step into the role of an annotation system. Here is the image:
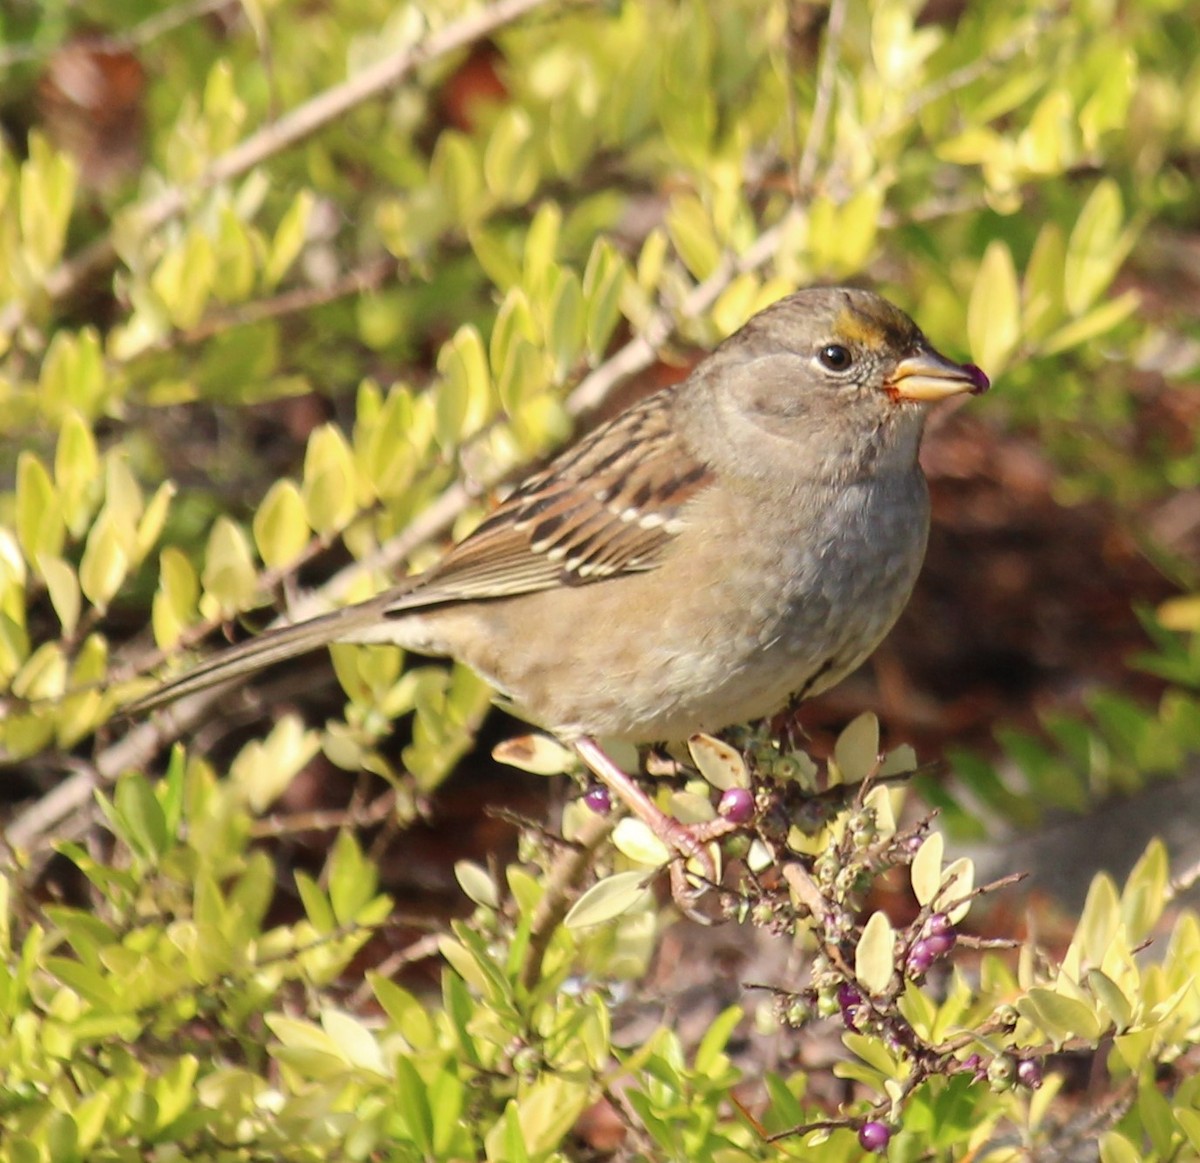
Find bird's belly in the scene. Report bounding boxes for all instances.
[464,481,928,743]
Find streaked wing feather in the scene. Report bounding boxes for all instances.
[387,388,712,611]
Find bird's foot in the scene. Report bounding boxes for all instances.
[573,736,740,923]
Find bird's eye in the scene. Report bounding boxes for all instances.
[818,344,853,371]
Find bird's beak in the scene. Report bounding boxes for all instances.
[886,348,990,402]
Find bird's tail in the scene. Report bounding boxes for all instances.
[125,598,392,716]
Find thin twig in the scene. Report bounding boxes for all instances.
[795,0,848,195]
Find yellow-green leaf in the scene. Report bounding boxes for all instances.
[78,512,129,611]
[39,555,80,638]
[265,190,313,289]
[253,479,311,568]
[16,452,65,565]
[968,240,1021,376]
[687,732,749,790]
[55,411,102,535]
[833,712,880,783]
[856,911,896,996]
[200,516,258,615]
[1064,179,1128,315]
[302,425,358,536]
[565,871,654,928]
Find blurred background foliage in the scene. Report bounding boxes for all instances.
[1,0,1200,1158]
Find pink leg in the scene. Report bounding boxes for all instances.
[573,736,738,919]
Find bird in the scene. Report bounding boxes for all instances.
[128,286,988,906]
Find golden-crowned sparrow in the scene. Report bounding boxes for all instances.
[131,287,987,899]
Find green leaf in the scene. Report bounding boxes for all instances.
[1017,987,1104,1046]
[16,452,66,566]
[253,479,311,568]
[565,871,654,928]
[152,547,199,648]
[134,482,175,567]
[111,773,169,862]
[833,712,880,783]
[856,911,896,996]
[19,133,77,274]
[264,189,313,288]
[152,228,216,330]
[1064,179,1129,315]
[1086,969,1132,1032]
[483,107,538,205]
[547,268,585,381]
[694,1005,742,1077]
[1119,840,1168,942]
[200,516,258,616]
[911,832,944,907]
[55,411,102,535]
[78,512,129,612]
[968,240,1021,376]
[1042,289,1139,355]
[327,830,378,925]
[611,819,671,867]
[937,857,976,924]
[39,555,80,637]
[436,325,493,447]
[301,425,358,536]
[666,193,721,281]
[455,861,500,910]
[687,732,749,790]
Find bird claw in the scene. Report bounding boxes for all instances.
[574,735,741,923]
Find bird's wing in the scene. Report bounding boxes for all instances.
[388,388,714,610]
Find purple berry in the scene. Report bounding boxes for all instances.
[583,786,612,815]
[906,939,937,975]
[718,787,754,823]
[858,1121,891,1153]
[1016,1058,1044,1089]
[925,913,952,936]
[922,929,956,957]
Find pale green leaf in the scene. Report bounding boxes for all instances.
[39,555,80,638]
[1064,180,1127,315]
[833,712,880,783]
[687,732,749,790]
[455,861,500,910]
[968,240,1021,376]
[16,452,65,565]
[55,411,101,535]
[200,516,258,615]
[611,819,671,867]
[253,479,311,569]
[911,833,944,907]
[491,734,573,775]
[264,190,313,289]
[856,910,896,996]
[565,871,654,928]
[302,425,358,535]
[78,513,129,612]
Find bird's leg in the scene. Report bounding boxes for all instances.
[573,736,735,920]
